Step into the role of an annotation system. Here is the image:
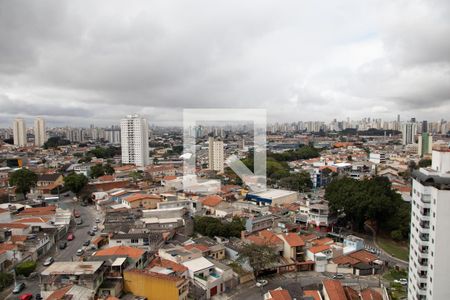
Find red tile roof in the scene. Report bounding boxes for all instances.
[123,193,161,203]
[46,285,73,300]
[360,288,382,300]
[348,250,377,264]
[17,205,57,216]
[303,290,321,300]
[282,233,305,247]
[148,256,188,273]
[323,280,347,300]
[0,222,30,229]
[268,289,292,300]
[308,244,331,254]
[199,195,223,207]
[11,235,28,243]
[94,245,145,260]
[313,238,334,246]
[344,286,360,300]
[184,243,209,252]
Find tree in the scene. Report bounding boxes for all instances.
[325,176,404,235]
[90,164,105,179]
[43,136,70,149]
[64,173,88,195]
[278,171,313,192]
[418,158,432,168]
[129,171,143,183]
[237,243,278,278]
[0,272,13,291]
[9,169,38,199]
[104,164,115,175]
[194,216,244,238]
[15,260,37,277]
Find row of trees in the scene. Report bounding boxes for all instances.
[269,145,320,162]
[193,216,245,238]
[325,176,410,240]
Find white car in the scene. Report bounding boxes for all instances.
[394,278,408,286]
[256,279,268,287]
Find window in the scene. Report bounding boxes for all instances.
[131,239,138,243]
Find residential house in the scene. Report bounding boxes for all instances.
[40,262,106,296]
[278,233,305,262]
[123,269,188,300]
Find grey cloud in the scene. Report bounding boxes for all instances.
[0,0,449,126]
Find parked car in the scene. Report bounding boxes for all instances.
[59,241,67,249]
[95,218,101,223]
[394,278,408,286]
[134,297,147,300]
[256,279,268,287]
[35,293,43,300]
[19,293,33,300]
[92,225,98,232]
[43,257,54,266]
[13,282,25,294]
[332,274,345,280]
[76,248,84,256]
[83,240,91,246]
[67,233,75,241]
[88,230,95,236]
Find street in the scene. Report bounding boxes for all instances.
[4,199,99,300]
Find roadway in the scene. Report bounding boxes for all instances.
[4,199,100,300]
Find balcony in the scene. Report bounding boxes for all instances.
[420,247,429,254]
[419,234,429,242]
[418,259,428,267]
[419,221,430,229]
[420,209,431,217]
[421,195,431,203]
[417,271,427,278]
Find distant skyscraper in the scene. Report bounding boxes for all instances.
[34,117,47,147]
[418,133,432,157]
[208,136,224,173]
[422,120,428,133]
[408,142,450,300]
[120,114,149,167]
[13,118,27,147]
[397,114,400,122]
[402,122,418,145]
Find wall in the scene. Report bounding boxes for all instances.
[124,271,187,300]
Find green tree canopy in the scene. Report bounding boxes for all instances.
[194,216,244,238]
[418,158,432,168]
[64,173,88,195]
[43,136,70,149]
[9,168,38,199]
[237,243,278,277]
[104,163,115,175]
[278,171,313,192]
[90,164,105,179]
[325,176,409,238]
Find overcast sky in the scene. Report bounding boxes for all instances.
[0,0,449,127]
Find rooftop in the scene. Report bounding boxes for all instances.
[41,261,104,276]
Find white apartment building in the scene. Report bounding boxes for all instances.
[34,117,47,147]
[13,118,27,147]
[402,122,418,145]
[120,114,149,167]
[408,142,450,300]
[208,136,224,173]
